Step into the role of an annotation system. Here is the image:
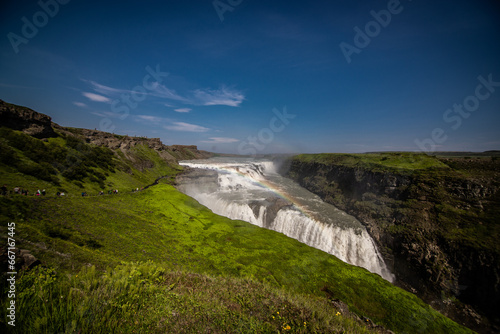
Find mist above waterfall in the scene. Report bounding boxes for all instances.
[177,157,394,282]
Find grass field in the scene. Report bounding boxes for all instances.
[0,183,474,333]
[293,152,451,172]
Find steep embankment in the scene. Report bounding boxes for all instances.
[282,153,500,333]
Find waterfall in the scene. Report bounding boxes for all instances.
[177,158,394,282]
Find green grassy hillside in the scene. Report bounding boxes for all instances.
[293,152,451,172]
[0,184,474,333]
[0,128,474,333]
[0,126,182,197]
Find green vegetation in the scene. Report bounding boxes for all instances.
[294,152,450,173]
[0,126,181,196]
[1,184,473,333]
[11,262,375,334]
[0,129,474,333]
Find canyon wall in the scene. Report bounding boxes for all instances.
[281,154,500,333]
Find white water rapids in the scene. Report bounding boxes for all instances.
[177,158,394,282]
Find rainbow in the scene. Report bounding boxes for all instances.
[179,160,319,220]
[222,165,319,222]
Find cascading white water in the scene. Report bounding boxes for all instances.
[177,157,394,282]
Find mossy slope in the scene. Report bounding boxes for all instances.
[1,184,474,333]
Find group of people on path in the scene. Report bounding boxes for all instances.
[1,185,47,197]
[2,183,148,198]
[36,189,46,196]
[94,189,119,196]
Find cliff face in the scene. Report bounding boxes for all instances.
[282,154,500,333]
[0,100,57,138]
[59,127,213,163]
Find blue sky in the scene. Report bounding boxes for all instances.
[1,0,499,154]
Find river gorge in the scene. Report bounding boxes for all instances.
[177,157,394,282]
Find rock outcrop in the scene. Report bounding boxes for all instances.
[249,197,292,228]
[282,155,500,333]
[0,100,57,138]
[60,127,213,163]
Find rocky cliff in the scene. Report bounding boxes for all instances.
[0,100,57,138]
[282,153,500,333]
[59,127,213,163]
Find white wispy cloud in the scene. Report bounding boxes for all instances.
[73,101,87,108]
[192,86,244,107]
[82,78,245,107]
[136,115,213,135]
[164,122,210,132]
[86,80,125,96]
[150,83,190,102]
[174,108,191,113]
[136,115,166,123]
[91,111,122,118]
[151,83,245,106]
[82,92,111,103]
[83,79,157,100]
[201,137,239,144]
